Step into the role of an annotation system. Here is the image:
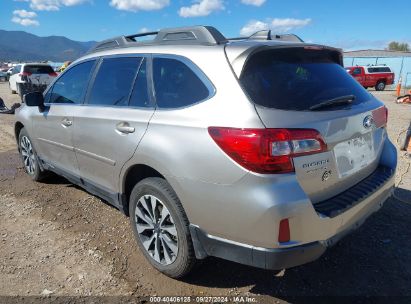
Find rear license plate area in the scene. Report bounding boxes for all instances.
[333,132,376,178]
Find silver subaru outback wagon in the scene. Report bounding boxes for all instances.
[14,26,397,278]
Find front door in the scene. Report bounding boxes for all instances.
[33,60,96,177]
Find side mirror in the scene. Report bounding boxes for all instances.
[23,92,46,112]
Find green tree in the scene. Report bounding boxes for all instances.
[387,41,410,52]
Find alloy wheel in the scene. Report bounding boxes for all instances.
[20,136,36,175]
[134,195,179,265]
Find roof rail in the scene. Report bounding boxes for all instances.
[228,30,304,43]
[87,26,228,54]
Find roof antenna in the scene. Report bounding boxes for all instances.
[267,29,272,40]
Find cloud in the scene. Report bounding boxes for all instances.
[332,39,389,51]
[11,16,40,26]
[241,0,265,7]
[240,18,312,36]
[110,0,170,12]
[13,9,37,18]
[12,9,39,26]
[178,0,224,18]
[15,0,90,11]
[138,27,151,33]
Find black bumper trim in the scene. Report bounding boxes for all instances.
[189,225,326,270]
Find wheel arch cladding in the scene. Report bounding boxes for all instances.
[122,164,165,216]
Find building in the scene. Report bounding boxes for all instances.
[344,50,411,87]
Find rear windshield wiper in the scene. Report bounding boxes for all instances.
[309,95,356,111]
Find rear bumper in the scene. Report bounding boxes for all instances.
[189,165,395,270]
[189,183,390,270]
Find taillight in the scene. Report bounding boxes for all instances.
[208,127,327,174]
[372,106,388,128]
[18,72,32,77]
[49,72,58,77]
[278,219,290,243]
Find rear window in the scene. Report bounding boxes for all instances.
[24,65,54,74]
[240,48,371,111]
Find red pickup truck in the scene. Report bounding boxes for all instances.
[346,65,395,91]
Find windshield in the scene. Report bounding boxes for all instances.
[240,48,371,111]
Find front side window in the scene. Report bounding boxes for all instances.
[153,57,210,108]
[49,60,95,104]
[88,57,142,107]
[352,68,361,75]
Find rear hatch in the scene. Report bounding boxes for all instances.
[227,44,388,203]
[22,64,56,85]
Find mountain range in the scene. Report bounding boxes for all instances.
[0,29,97,62]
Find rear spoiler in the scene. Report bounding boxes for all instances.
[226,44,343,78]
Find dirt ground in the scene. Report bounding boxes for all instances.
[0,82,410,302]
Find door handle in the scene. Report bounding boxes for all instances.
[116,122,135,134]
[61,118,72,127]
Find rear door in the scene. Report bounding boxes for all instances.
[234,46,387,203]
[365,67,378,87]
[72,55,154,195]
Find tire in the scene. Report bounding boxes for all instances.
[129,177,197,278]
[375,81,386,91]
[16,83,21,96]
[399,130,411,151]
[18,128,48,181]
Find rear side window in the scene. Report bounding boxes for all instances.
[49,60,95,104]
[153,57,210,108]
[240,48,371,111]
[88,57,142,107]
[24,65,54,74]
[368,67,391,73]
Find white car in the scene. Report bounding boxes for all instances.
[9,63,57,95]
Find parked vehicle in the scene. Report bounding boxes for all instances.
[9,63,57,95]
[0,70,7,82]
[346,65,395,91]
[14,26,396,278]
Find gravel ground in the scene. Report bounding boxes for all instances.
[0,82,410,302]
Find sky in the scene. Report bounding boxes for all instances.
[1,0,410,50]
